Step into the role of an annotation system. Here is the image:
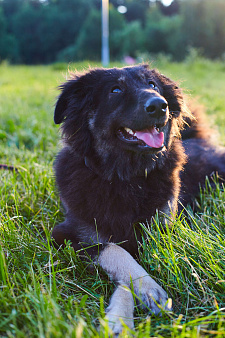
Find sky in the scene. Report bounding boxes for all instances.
[161,0,173,6]
[149,0,174,7]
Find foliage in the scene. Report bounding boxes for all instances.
[0,8,19,62]
[58,7,126,62]
[144,8,185,60]
[0,61,225,336]
[59,9,102,62]
[110,20,145,59]
[0,0,225,64]
[181,0,225,59]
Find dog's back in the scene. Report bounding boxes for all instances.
[180,108,225,208]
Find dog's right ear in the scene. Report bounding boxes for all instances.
[54,73,93,125]
[54,81,75,124]
[54,93,66,124]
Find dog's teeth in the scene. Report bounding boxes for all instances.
[125,127,134,135]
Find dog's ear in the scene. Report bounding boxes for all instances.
[154,71,194,135]
[54,73,95,155]
[54,88,68,124]
[54,78,85,124]
[152,70,190,118]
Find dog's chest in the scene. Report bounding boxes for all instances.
[79,173,172,227]
[56,149,175,248]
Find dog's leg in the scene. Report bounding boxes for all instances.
[105,284,134,334]
[98,243,171,315]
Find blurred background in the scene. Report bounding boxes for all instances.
[0,0,225,65]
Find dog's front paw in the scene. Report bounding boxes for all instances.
[105,285,134,335]
[105,311,134,336]
[134,276,172,315]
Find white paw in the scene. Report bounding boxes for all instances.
[105,312,134,336]
[105,285,134,335]
[133,276,172,315]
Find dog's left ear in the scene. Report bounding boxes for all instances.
[153,70,190,118]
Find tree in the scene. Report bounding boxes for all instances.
[144,6,185,60]
[111,21,145,59]
[1,0,225,64]
[58,6,127,62]
[0,8,19,62]
[7,0,94,64]
[180,0,225,59]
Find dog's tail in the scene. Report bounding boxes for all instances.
[0,164,18,172]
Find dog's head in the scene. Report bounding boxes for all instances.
[54,64,189,179]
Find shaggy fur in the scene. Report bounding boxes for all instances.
[180,111,225,208]
[52,64,225,332]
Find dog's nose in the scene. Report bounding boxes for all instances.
[145,97,168,117]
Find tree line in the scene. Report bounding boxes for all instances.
[0,0,225,64]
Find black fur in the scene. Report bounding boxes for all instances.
[0,164,17,172]
[52,64,225,258]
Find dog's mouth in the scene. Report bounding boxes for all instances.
[117,125,165,150]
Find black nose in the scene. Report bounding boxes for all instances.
[145,97,168,117]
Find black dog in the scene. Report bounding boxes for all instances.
[52,64,225,333]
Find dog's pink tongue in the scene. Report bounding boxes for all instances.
[135,128,164,148]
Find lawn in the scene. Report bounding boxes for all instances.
[0,60,225,337]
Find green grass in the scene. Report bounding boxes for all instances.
[0,60,225,337]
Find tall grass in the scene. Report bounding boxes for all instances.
[0,60,224,337]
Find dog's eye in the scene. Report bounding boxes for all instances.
[148,81,156,89]
[111,86,122,94]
